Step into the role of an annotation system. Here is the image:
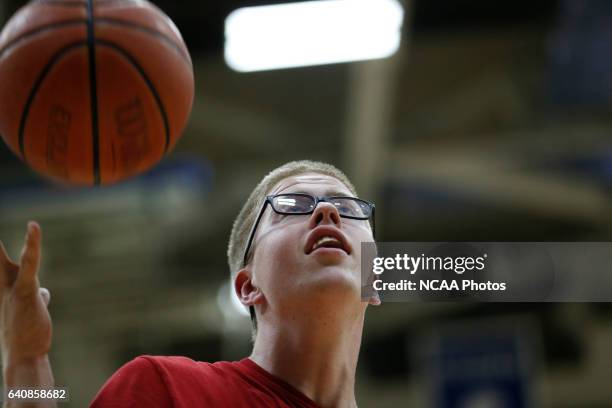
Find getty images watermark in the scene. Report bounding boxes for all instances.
[361,242,612,302]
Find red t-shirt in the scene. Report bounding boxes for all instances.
[90,355,321,408]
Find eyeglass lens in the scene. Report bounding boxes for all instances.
[271,194,370,218]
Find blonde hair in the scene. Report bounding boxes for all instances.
[226,160,358,333]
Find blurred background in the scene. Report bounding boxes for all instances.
[1,0,612,406]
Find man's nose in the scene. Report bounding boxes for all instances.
[309,202,341,229]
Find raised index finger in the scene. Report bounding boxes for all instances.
[16,221,42,291]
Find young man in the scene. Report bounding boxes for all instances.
[0,160,379,408]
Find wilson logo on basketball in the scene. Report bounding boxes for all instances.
[114,97,149,175]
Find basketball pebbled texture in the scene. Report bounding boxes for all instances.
[0,0,194,185]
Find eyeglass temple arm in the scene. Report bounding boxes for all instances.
[371,205,376,237]
[242,200,270,267]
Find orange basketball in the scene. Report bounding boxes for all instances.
[0,0,194,185]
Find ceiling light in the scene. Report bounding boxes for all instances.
[224,0,404,72]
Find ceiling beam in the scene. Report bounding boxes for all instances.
[390,146,612,224]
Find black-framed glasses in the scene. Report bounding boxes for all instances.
[242,193,375,267]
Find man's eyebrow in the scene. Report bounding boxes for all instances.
[326,190,354,197]
[287,189,354,197]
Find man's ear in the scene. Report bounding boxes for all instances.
[234,268,265,307]
[369,290,381,306]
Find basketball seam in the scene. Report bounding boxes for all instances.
[18,42,88,161]
[95,18,191,64]
[33,0,122,6]
[0,19,190,66]
[33,0,87,7]
[96,40,171,155]
[0,20,87,60]
[86,0,101,185]
[28,1,191,64]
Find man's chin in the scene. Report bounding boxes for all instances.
[297,264,361,299]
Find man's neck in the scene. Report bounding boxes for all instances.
[250,302,365,408]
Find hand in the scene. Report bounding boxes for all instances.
[0,222,52,368]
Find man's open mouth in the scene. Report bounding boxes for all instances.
[305,227,351,255]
